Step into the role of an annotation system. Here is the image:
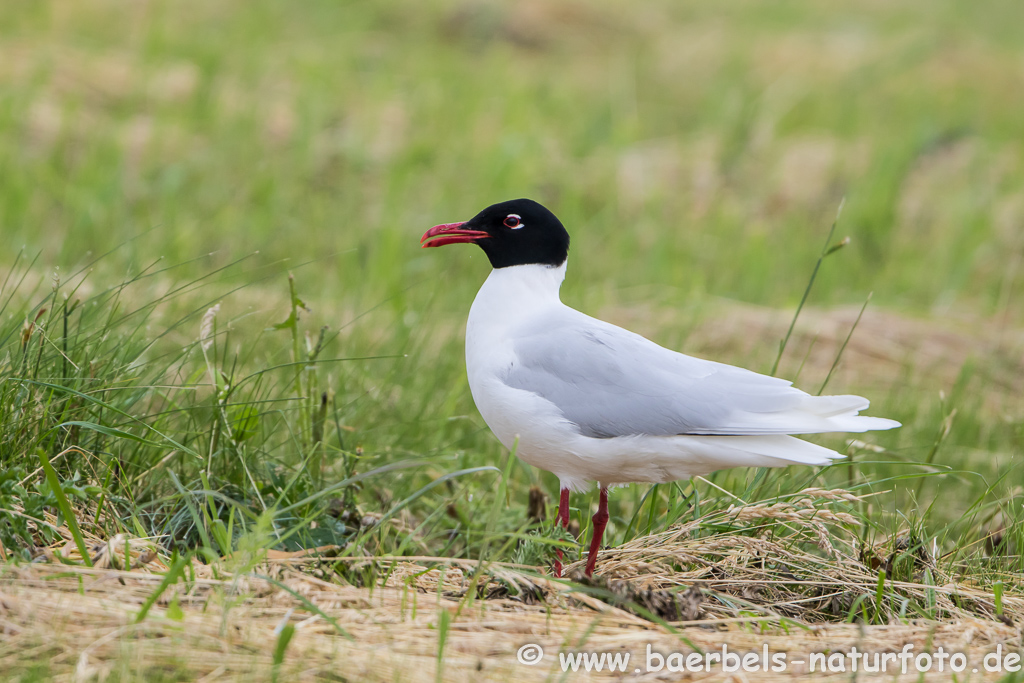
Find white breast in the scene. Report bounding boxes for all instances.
[464,264,590,477]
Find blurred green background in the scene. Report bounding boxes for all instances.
[1,0,1022,544]
[4,0,1023,309]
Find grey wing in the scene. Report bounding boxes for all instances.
[503,313,895,438]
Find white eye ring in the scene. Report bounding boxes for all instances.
[504,214,524,229]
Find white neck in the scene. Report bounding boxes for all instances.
[467,262,567,342]
[485,261,566,297]
[481,261,564,309]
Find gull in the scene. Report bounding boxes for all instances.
[421,199,899,577]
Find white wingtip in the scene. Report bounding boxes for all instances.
[827,415,901,432]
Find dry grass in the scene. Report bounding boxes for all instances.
[567,488,1022,625]
[3,489,1020,681]
[2,564,1018,682]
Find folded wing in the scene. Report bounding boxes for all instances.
[503,311,900,439]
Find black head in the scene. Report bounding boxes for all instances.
[421,198,570,268]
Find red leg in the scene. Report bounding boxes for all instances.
[553,487,570,578]
[584,487,609,577]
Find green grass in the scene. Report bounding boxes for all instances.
[0,0,1021,646]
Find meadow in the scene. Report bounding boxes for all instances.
[0,0,1022,680]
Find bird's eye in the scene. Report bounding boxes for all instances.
[503,214,523,229]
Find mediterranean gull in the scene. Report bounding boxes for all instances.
[421,198,899,577]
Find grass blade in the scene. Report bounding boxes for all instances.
[771,200,847,376]
[818,292,872,395]
[135,553,189,622]
[37,449,92,567]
